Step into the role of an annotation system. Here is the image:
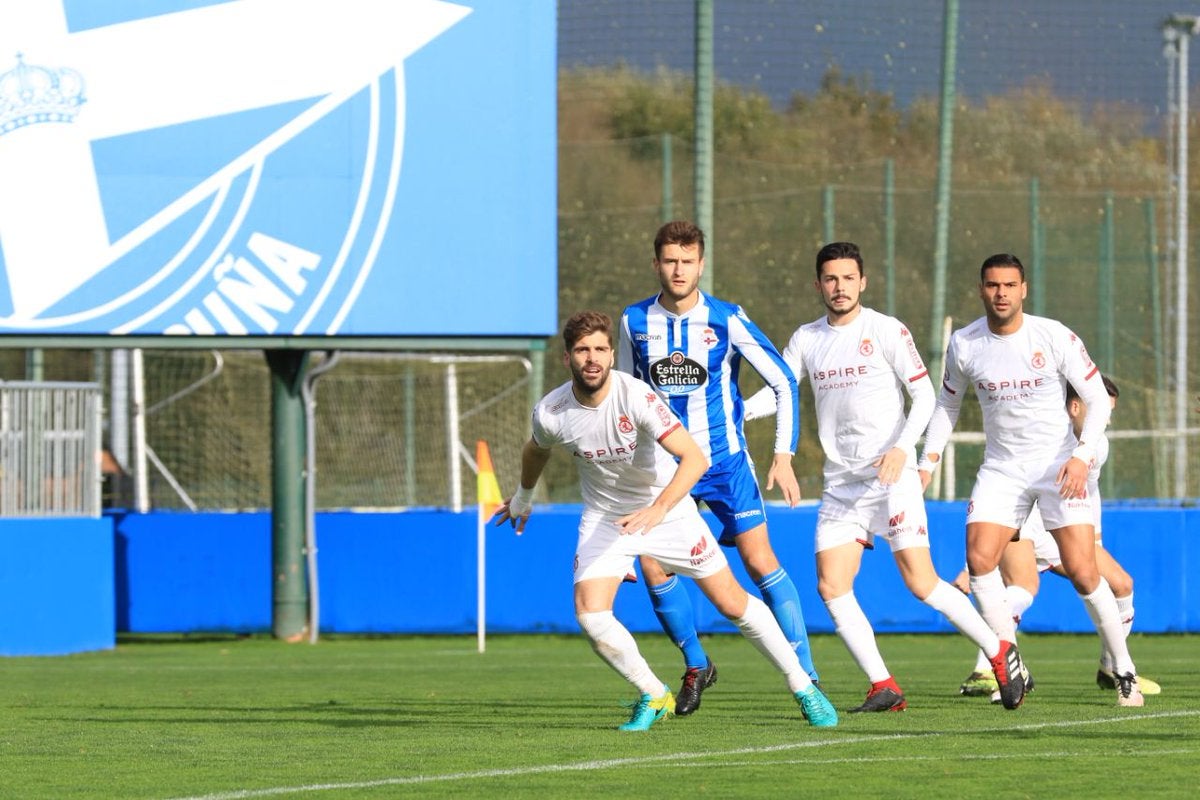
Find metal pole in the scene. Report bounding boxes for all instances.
[1146,198,1171,497]
[404,365,417,506]
[662,132,674,222]
[266,349,310,642]
[695,0,714,291]
[1174,23,1192,498]
[884,159,896,317]
[130,349,150,512]
[822,184,836,244]
[1030,178,1045,316]
[929,0,959,387]
[1099,191,1116,373]
[447,362,462,512]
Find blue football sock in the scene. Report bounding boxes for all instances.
[648,575,708,669]
[757,568,819,681]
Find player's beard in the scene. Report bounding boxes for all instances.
[571,361,610,399]
[824,293,860,320]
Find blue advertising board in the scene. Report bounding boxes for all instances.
[0,1,557,342]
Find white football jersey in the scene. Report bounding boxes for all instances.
[747,307,933,486]
[922,314,1110,469]
[531,370,683,515]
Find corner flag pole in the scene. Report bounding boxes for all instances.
[475,440,503,654]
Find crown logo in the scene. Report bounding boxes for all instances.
[0,53,87,136]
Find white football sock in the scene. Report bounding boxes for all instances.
[969,568,1017,642]
[1080,578,1136,677]
[577,610,664,697]
[923,579,1001,658]
[825,591,890,684]
[733,594,812,694]
[1006,584,1035,624]
[1102,592,1136,671]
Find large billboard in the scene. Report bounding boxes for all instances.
[0,0,556,341]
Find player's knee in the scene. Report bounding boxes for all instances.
[1108,570,1133,597]
[576,609,615,641]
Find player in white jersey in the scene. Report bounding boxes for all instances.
[956,375,1161,698]
[617,220,817,716]
[919,253,1144,708]
[492,311,837,731]
[744,241,1022,712]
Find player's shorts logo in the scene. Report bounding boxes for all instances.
[650,351,708,395]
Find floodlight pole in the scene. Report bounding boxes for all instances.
[1163,15,1196,499]
[695,0,714,292]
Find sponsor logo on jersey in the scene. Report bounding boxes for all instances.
[903,330,925,370]
[649,350,708,395]
[634,332,662,342]
[573,443,637,462]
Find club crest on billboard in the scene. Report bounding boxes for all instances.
[0,0,557,338]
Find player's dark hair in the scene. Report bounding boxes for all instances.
[980,253,1025,282]
[562,310,613,351]
[815,241,863,278]
[1066,375,1119,404]
[654,220,705,259]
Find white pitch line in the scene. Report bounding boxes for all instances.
[164,710,1200,800]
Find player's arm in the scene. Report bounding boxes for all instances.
[729,312,802,504]
[876,323,935,485]
[617,425,708,535]
[743,329,803,422]
[1056,333,1111,498]
[492,437,552,535]
[616,311,637,375]
[917,337,965,490]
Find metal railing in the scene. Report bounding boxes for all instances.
[0,381,103,517]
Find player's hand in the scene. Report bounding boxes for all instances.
[918,469,932,491]
[617,504,667,536]
[1055,456,1089,499]
[766,452,801,507]
[492,493,533,535]
[872,447,907,486]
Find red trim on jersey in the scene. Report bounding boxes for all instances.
[656,422,682,442]
[942,381,958,395]
[1084,366,1099,380]
[908,370,928,383]
[857,537,874,551]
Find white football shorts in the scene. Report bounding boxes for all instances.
[573,499,728,583]
[815,469,931,553]
[967,460,1094,531]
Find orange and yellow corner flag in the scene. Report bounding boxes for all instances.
[476,440,504,518]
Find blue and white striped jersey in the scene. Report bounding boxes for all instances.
[618,292,799,464]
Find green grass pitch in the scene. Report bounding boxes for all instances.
[3,633,1196,798]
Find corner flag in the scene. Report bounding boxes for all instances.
[475,439,503,654]
[476,440,504,517]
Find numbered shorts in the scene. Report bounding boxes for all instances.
[574,500,728,583]
[967,460,1094,532]
[815,470,930,553]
